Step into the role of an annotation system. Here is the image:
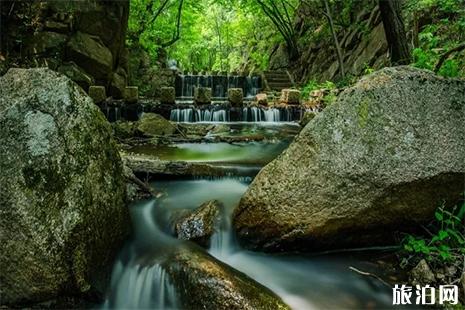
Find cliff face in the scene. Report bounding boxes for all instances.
[269,4,389,83]
[0,0,130,98]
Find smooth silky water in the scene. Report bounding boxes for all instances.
[128,123,300,165]
[105,123,394,309]
[105,177,394,309]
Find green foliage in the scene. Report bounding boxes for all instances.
[301,80,336,100]
[406,0,465,77]
[402,202,465,265]
[128,0,285,73]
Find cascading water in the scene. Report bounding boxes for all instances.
[242,107,292,122]
[104,198,181,309]
[175,74,261,98]
[106,124,394,310]
[105,176,394,310]
[170,108,230,122]
[169,107,295,122]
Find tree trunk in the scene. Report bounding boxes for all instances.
[379,0,411,65]
[322,0,345,79]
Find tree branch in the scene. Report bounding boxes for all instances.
[434,43,465,73]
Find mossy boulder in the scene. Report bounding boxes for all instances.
[174,200,222,247]
[0,68,130,305]
[162,245,290,310]
[136,113,176,137]
[234,67,465,251]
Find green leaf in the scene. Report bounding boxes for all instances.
[435,211,443,221]
[438,230,449,240]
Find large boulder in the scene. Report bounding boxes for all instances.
[234,67,465,251]
[162,245,289,310]
[0,68,130,305]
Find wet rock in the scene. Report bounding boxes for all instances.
[174,200,222,247]
[0,68,129,305]
[136,113,176,137]
[234,67,465,251]
[228,88,244,106]
[194,87,212,105]
[160,87,176,104]
[162,246,290,310]
[410,259,436,286]
[124,86,139,103]
[280,89,301,105]
[67,31,113,80]
[88,86,107,104]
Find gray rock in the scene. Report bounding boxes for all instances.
[234,67,465,251]
[58,61,95,91]
[162,245,290,310]
[174,200,222,247]
[410,259,436,286]
[67,31,113,80]
[0,68,129,304]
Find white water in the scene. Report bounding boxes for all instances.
[170,108,229,122]
[169,107,293,122]
[105,178,394,310]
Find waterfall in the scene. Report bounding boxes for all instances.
[263,108,280,122]
[170,107,298,123]
[177,74,260,99]
[170,108,229,122]
[170,108,194,122]
[106,262,178,309]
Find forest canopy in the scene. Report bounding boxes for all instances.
[128,0,465,78]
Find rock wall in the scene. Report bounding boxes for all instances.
[0,0,129,97]
[270,4,389,83]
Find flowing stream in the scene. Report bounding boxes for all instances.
[105,123,396,309]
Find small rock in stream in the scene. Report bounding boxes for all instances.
[174,200,223,247]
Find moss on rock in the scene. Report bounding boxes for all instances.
[0,68,130,305]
